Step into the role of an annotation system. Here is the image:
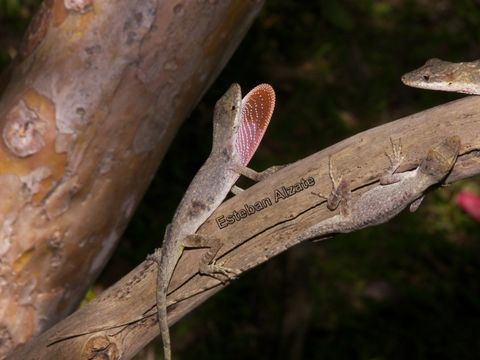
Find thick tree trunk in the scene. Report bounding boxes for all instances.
[0,0,264,356]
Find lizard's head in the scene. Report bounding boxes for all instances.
[212,83,243,155]
[212,83,275,166]
[419,135,460,180]
[401,58,479,94]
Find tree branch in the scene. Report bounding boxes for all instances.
[10,96,480,359]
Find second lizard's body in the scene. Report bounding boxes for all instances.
[301,136,460,242]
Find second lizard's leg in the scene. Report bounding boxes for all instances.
[380,138,406,185]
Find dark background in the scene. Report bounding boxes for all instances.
[2,1,480,359]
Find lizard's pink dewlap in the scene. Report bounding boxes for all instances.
[236,83,276,165]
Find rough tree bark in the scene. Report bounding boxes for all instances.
[0,0,265,356]
[9,95,480,359]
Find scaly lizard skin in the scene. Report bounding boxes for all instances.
[152,83,276,360]
[401,58,480,94]
[302,136,460,240]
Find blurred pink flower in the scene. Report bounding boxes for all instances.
[455,191,480,222]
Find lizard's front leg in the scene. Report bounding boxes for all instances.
[230,163,287,195]
[232,163,287,182]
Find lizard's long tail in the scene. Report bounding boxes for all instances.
[157,269,171,360]
[152,247,171,360]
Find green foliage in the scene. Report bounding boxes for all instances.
[0,0,23,16]
[0,0,40,23]
[79,288,96,306]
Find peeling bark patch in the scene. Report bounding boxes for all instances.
[120,1,157,48]
[98,151,114,175]
[19,167,52,195]
[133,115,167,154]
[48,232,64,268]
[0,176,24,248]
[45,179,81,219]
[0,215,15,256]
[0,211,17,252]
[64,0,93,14]
[2,100,47,158]
[12,248,34,273]
[123,11,146,46]
[0,238,11,257]
[54,133,73,154]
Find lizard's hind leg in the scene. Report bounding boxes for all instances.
[183,234,240,282]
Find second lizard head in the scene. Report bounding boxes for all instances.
[401,58,480,95]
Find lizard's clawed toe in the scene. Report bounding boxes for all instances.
[199,262,240,283]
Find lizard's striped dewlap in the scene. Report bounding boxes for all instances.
[236,83,276,165]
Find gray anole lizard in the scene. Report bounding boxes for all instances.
[401,58,480,94]
[152,83,277,360]
[300,135,460,242]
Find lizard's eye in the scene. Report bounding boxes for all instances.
[231,105,236,110]
[423,75,430,81]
